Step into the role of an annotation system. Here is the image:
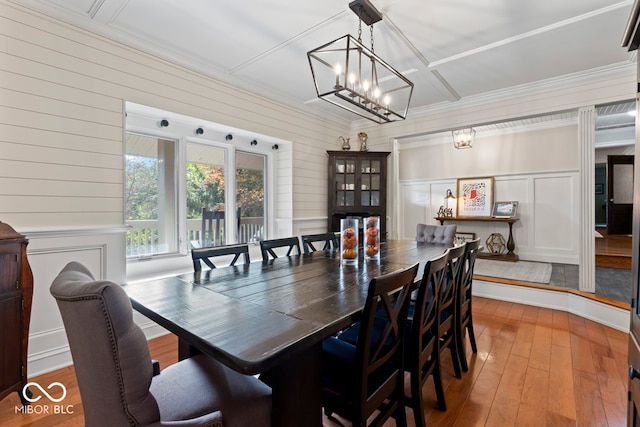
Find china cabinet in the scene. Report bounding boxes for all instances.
[327,151,390,239]
[0,222,33,405]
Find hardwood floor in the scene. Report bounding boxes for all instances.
[596,227,632,270]
[0,297,628,426]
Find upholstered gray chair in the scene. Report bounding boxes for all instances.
[50,261,271,427]
[416,223,457,245]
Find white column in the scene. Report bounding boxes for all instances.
[578,106,596,293]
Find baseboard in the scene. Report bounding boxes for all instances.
[473,279,629,332]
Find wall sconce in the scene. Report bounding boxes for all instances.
[195,127,204,135]
[452,127,475,149]
[159,119,169,128]
[250,139,257,146]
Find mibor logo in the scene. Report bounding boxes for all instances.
[23,382,67,403]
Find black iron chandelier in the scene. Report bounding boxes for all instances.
[307,0,414,124]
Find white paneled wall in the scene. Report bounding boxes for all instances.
[400,172,579,264]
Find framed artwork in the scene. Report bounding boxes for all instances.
[454,232,476,244]
[456,176,494,217]
[492,201,518,218]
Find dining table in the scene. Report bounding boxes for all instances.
[123,239,451,427]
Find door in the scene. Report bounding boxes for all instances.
[607,155,634,235]
[235,151,266,243]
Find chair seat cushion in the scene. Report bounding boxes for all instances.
[150,354,271,427]
[322,337,397,400]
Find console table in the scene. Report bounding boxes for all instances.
[436,216,519,261]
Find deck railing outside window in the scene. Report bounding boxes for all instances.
[126,218,264,257]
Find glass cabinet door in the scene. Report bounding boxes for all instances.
[361,159,381,207]
[335,159,356,207]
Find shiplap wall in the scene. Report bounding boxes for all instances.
[0,2,346,376]
[0,2,347,231]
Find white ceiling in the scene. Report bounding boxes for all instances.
[14,0,638,127]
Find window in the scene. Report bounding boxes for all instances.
[125,134,178,257]
[125,132,268,259]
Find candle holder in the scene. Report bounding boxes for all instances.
[340,218,359,265]
[364,216,380,260]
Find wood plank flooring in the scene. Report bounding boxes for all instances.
[0,297,629,427]
[596,227,632,270]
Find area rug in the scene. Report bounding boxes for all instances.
[474,259,552,284]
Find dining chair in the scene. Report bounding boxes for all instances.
[259,236,301,261]
[415,223,457,245]
[405,251,449,424]
[191,244,250,272]
[438,244,465,380]
[201,207,242,247]
[301,232,339,253]
[456,238,481,372]
[321,263,419,427]
[50,261,272,427]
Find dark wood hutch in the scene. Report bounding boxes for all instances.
[327,151,390,239]
[0,222,33,405]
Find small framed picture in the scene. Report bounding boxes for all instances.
[492,201,518,218]
[595,183,604,195]
[454,232,476,244]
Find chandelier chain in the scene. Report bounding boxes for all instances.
[370,26,374,53]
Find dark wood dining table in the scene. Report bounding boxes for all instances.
[123,240,451,427]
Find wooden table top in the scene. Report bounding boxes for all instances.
[123,240,450,375]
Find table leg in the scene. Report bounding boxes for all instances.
[270,343,323,427]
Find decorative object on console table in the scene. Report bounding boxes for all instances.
[492,201,518,218]
[485,233,506,255]
[435,216,518,261]
[0,222,33,405]
[456,176,494,217]
[327,151,390,240]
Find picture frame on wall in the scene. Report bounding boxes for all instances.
[456,176,494,217]
[492,201,519,218]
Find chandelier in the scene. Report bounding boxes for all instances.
[452,127,475,149]
[307,0,414,124]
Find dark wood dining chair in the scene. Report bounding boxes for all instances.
[456,238,481,372]
[191,244,250,272]
[322,263,419,427]
[201,207,242,247]
[405,251,449,425]
[259,237,300,261]
[301,232,338,253]
[437,244,465,381]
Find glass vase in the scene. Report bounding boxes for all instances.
[340,218,359,265]
[364,216,380,260]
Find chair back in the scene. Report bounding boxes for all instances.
[461,238,480,297]
[354,263,419,425]
[201,207,242,246]
[441,244,465,313]
[416,223,457,245]
[50,262,160,426]
[191,244,250,272]
[259,237,300,261]
[301,232,338,253]
[406,251,449,418]
[410,251,448,368]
